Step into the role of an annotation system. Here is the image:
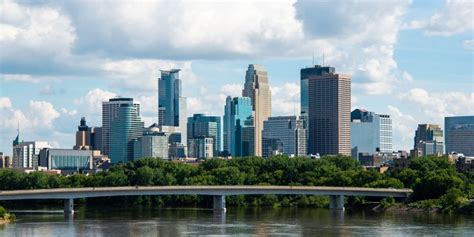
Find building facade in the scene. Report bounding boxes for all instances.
[187,114,221,155]
[306,67,351,156]
[12,140,51,169]
[300,65,335,123]
[73,117,102,151]
[133,124,169,161]
[188,137,214,159]
[351,109,393,156]
[39,148,93,171]
[223,96,254,157]
[262,116,306,157]
[110,102,143,164]
[158,69,187,146]
[413,124,444,156]
[102,98,140,156]
[445,116,474,156]
[242,64,271,156]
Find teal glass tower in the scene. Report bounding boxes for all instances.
[223,96,254,157]
[110,102,143,164]
[187,114,222,155]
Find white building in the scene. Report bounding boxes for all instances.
[13,141,51,168]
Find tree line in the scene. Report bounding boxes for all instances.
[0,155,472,213]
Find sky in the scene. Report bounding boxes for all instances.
[0,0,473,155]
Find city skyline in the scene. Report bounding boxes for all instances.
[1,0,473,154]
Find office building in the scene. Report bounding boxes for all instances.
[12,140,51,169]
[306,66,351,156]
[110,101,144,164]
[169,143,187,159]
[0,152,11,169]
[413,124,444,156]
[102,98,140,156]
[133,124,169,160]
[188,137,214,159]
[351,109,393,156]
[187,114,221,155]
[445,116,474,156]
[39,148,93,171]
[242,64,271,156]
[262,116,306,157]
[158,69,187,146]
[300,65,335,122]
[223,96,254,157]
[73,117,102,151]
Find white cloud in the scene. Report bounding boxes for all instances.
[404,0,474,36]
[464,39,474,50]
[271,83,300,115]
[28,101,60,127]
[74,88,117,118]
[0,0,76,74]
[1,74,39,83]
[388,105,418,150]
[0,97,12,109]
[220,84,243,98]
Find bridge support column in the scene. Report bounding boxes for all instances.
[329,195,344,211]
[64,198,74,214]
[213,195,226,212]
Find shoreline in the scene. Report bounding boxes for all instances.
[0,218,9,225]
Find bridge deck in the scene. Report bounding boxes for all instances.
[0,186,412,200]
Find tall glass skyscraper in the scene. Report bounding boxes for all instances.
[158,69,187,146]
[445,116,474,156]
[187,114,222,155]
[351,109,393,155]
[102,98,140,156]
[242,64,271,156]
[223,96,254,157]
[110,102,143,164]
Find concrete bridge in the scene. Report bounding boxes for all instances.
[0,186,412,213]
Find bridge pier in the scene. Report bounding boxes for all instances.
[213,195,226,212]
[64,198,74,214]
[329,195,344,211]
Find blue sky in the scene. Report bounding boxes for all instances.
[1,0,473,155]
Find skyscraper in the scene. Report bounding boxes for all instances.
[445,116,474,156]
[223,96,254,157]
[300,65,335,122]
[306,66,351,156]
[73,117,102,151]
[110,102,143,164]
[102,98,140,156]
[133,124,169,161]
[187,114,221,155]
[242,64,271,156]
[158,69,187,146]
[262,116,306,157]
[413,124,444,156]
[351,109,393,155]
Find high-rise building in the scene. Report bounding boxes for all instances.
[102,98,140,156]
[351,109,393,156]
[223,96,254,157]
[133,124,169,161]
[262,116,306,157]
[158,69,187,146]
[300,65,335,122]
[12,140,51,169]
[110,101,143,164]
[187,114,221,155]
[242,64,271,156]
[445,116,474,156]
[306,66,351,156]
[413,124,444,156]
[73,117,102,151]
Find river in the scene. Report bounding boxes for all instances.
[1,207,473,236]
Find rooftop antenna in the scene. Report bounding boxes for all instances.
[312,52,315,66]
[322,53,325,66]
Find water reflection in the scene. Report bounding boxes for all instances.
[1,207,473,236]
